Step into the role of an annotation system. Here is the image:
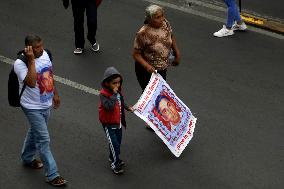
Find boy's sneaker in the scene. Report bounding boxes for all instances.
[118,159,125,166]
[91,42,100,52]
[108,158,112,163]
[73,48,83,54]
[213,25,234,37]
[232,22,247,31]
[113,166,124,175]
[108,158,125,167]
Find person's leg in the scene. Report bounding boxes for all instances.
[116,128,122,156]
[135,62,151,91]
[21,107,36,164]
[230,0,247,30]
[213,0,235,37]
[71,0,86,49]
[115,127,126,166]
[231,0,242,24]
[21,127,37,164]
[158,69,167,81]
[224,0,236,28]
[103,127,121,170]
[39,108,59,181]
[108,146,114,162]
[86,1,97,46]
[102,126,114,162]
[22,107,59,181]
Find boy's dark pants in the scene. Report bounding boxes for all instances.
[103,126,122,169]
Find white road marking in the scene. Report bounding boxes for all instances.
[144,0,284,40]
[0,54,100,95]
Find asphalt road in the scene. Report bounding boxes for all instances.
[0,0,283,189]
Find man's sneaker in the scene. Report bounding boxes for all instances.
[91,42,100,52]
[213,25,234,37]
[73,48,83,54]
[232,22,247,31]
[113,166,124,175]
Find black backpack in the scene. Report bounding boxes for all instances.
[8,49,52,107]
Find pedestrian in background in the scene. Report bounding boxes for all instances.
[132,4,180,129]
[14,34,67,186]
[99,67,133,175]
[62,0,102,54]
[213,0,247,37]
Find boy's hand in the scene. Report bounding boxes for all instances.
[126,106,134,112]
[113,87,119,94]
[128,106,134,112]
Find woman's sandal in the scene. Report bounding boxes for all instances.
[24,159,43,169]
[47,176,67,186]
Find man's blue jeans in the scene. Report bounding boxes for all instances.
[224,0,242,28]
[21,107,59,181]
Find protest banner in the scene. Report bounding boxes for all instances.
[134,73,197,157]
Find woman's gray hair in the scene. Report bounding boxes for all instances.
[144,4,164,23]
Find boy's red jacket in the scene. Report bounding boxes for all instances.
[99,88,126,127]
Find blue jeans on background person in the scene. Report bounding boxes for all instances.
[21,107,59,181]
[224,0,242,28]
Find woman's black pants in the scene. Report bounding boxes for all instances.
[135,62,167,92]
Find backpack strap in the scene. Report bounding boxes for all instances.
[16,52,28,99]
[19,82,27,99]
[45,49,53,62]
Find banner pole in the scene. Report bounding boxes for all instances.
[239,0,242,12]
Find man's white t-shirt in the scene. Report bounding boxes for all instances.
[14,50,54,109]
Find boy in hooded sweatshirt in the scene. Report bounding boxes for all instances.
[99,67,133,174]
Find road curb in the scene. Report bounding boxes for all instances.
[241,13,284,35]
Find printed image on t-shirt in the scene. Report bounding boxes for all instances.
[37,66,54,103]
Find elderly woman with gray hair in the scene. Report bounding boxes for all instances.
[133,4,180,91]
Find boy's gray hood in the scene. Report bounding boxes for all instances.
[102,67,122,83]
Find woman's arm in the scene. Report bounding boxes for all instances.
[132,49,155,73]
[171,34,181,66]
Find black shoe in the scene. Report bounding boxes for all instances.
[118,159,125,167]
[113,166,124,175]
[108,158,125,167]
